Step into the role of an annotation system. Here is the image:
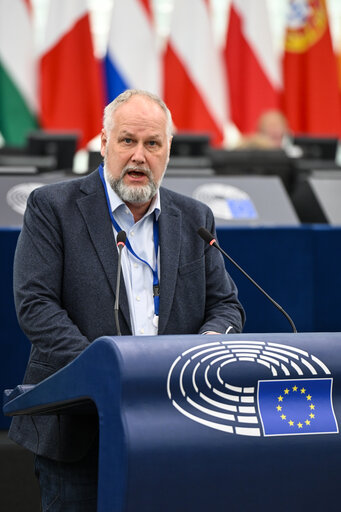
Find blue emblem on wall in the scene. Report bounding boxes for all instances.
[226,198,257,219]
[192,183,258,221]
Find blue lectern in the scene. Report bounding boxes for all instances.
[3,333,341,511]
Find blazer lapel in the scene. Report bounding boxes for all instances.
[76,172,131,332]
[158,189,181,334]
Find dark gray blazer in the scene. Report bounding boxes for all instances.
[9,170,245,461]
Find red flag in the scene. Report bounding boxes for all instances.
[40,0,104,148]
[283,0,341,136]
[223,0,281,134]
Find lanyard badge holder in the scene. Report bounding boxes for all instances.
[99,164,160,327]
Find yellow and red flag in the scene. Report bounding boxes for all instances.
[283,0,341,136]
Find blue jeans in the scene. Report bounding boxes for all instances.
[34,442,98,511]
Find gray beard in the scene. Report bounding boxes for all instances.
[105,164,162,204]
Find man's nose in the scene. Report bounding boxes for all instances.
[131,142,146,164]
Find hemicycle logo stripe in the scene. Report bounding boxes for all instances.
[167,340,332,437]
[6,183,44,215]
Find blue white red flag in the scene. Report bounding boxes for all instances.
[104,0,160,102]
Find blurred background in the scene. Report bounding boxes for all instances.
[2,0,341,156]
[3,0,341,225]
[2,0,341,224]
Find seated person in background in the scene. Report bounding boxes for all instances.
[237,110,289,149]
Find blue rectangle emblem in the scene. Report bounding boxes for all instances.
[258,378,338,436]
[226,198,258,219]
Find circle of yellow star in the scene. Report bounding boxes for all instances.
[275,385,316,429]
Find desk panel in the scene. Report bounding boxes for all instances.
[1,226,341,428]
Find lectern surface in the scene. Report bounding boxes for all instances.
[4,333,341,512]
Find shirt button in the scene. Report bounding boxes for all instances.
[140,328,145,334]
[134,263,138,269]
[136,296,141,301]
[130,231,135,236]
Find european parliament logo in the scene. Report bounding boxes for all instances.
[192,183,258,221]
[167,340,339,437]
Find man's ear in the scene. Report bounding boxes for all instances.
[100,129,107,157]
[168,135,173,155]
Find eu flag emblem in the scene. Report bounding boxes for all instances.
[258,378,338,436]
[227,198,257,219]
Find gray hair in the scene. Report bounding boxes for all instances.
[103,89,173,138]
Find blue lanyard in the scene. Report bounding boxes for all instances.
[98,164,160,316]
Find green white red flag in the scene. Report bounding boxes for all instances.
[0,0,38,146]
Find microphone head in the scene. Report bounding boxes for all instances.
[197,227,217,246]
[116,230,127,246]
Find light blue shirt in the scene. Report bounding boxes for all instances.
[104,174,161,336]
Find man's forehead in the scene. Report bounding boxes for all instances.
[117,125,164,140]
[114,96,166,122]
[111,100,167,138]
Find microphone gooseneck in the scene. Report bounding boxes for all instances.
[197,227,297,333]
[114,230,127,336]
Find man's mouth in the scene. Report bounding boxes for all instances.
[127,170,147,178]
[123,167,150,181]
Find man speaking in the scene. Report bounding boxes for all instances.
[10,89,245,510]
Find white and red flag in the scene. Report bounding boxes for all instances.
[224,0,281,134]
[163,0,227,147]
[40,0,104,148]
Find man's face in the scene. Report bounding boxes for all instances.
[100,95,172,204]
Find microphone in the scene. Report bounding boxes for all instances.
[114,230,127,336]
[197,227,297,333]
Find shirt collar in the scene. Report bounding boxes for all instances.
[104,171,161,221]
